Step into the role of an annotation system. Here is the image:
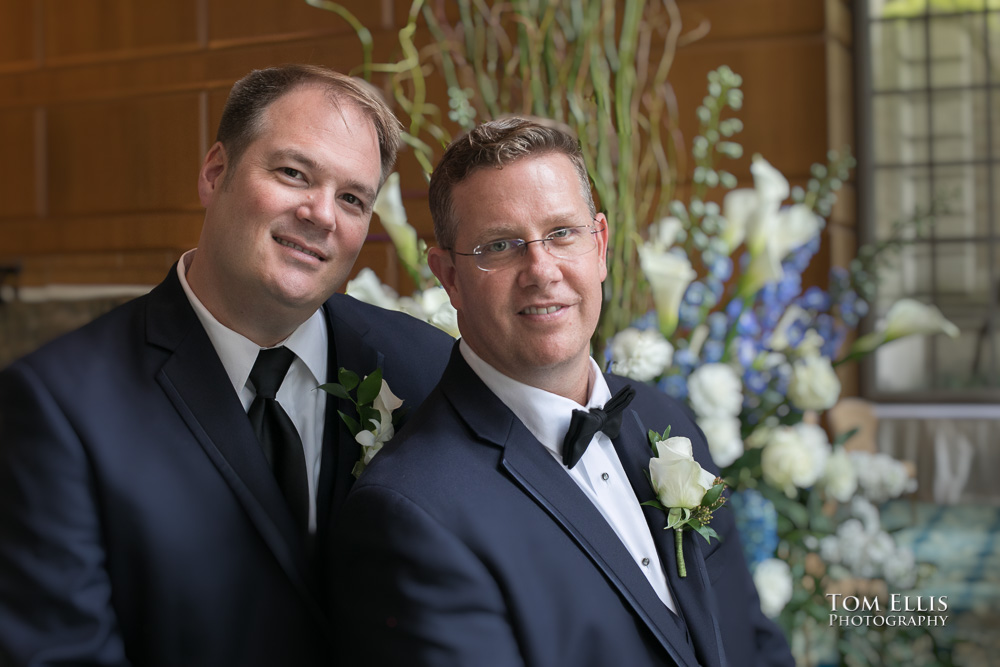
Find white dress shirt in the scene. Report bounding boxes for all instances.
[177,249,327,533]
[460,340,677,612]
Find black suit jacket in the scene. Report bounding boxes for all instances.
[0,266,453,666]
[333,344,794,667]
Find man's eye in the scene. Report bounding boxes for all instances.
[482,239,515,254]
[342,193,361,207]
[548,228,579,244]
[280,167,303,179]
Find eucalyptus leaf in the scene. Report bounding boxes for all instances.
[641,499,666,511]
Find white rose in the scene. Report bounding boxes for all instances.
[745,425,774,450]
[760,425,828,497]
[822,447,858,503]
[797,422,831,480]
[698,416,743,467]
[609,328,674,382]
[638,246,696,337]
[850,452,916,503]
[648,435,716,508]
[787,354,841,411]
[345,268,400,311]
[752,558,793,618]
[687,363,743,419]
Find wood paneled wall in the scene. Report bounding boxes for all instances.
[0,0,855,297]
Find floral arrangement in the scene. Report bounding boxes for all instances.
[601,70,957,664]
[309,1,962,663]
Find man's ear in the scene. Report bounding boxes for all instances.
[594,212,610,281]
[198,142,228,207]
[428,247,462,311]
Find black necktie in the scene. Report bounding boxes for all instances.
[248,346,309,537]
[561,385,636,469]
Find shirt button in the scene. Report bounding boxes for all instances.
[601,472,610,481]
[642,558,650,566]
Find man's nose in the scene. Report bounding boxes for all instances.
[518,240,562,287]
[297,190,336,230]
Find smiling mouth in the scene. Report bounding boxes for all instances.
[275,236,323,260]
[521,305,563,315]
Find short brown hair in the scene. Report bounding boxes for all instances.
[216,64,401,188]
[428,116,596,250]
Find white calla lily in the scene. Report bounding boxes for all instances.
[374,172,420,270]
[639,246,696,337]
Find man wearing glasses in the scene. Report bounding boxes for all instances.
[331,117,793,667]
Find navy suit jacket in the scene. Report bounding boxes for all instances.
[0,266,453,666]
[333,344,794,667]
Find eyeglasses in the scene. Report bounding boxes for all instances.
[450,220,604,272]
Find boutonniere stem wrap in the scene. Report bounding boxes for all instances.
[319,368,404,478]
[643,427,727,577]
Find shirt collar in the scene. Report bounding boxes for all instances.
[177,249,328,393]
[459,339,611,460]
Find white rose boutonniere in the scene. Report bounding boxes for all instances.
[319,368,404,478]
[644,428,726,577]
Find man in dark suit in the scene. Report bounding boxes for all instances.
[0,64,452,666]
[332,117,794,666]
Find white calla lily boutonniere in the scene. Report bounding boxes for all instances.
[644,428,727,577]
[319,368,404,478]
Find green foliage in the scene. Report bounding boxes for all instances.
[312,0,708,348]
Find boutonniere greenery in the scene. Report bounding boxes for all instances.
[643,427,727,577]
[319,368,404,478]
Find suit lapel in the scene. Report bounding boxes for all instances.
[440,351,701,667]
[609,377,726,667]
[317,300,380,532]
[144,269,324,623]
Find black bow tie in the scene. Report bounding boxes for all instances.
[561,385,636,469]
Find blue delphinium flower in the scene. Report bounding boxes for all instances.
[708,311,729,340]
[659,374,688,399]
[679,302,702,329]
[786,318,807,348]
[744,368,769,394]
[702,340,725,363]
[630,310,659,331]
[800,286,831,312]
[736,336,757,368]
[776,271,802,305]
[725,297,745,328]
[673,348,698,374]
[736,310,761,337]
